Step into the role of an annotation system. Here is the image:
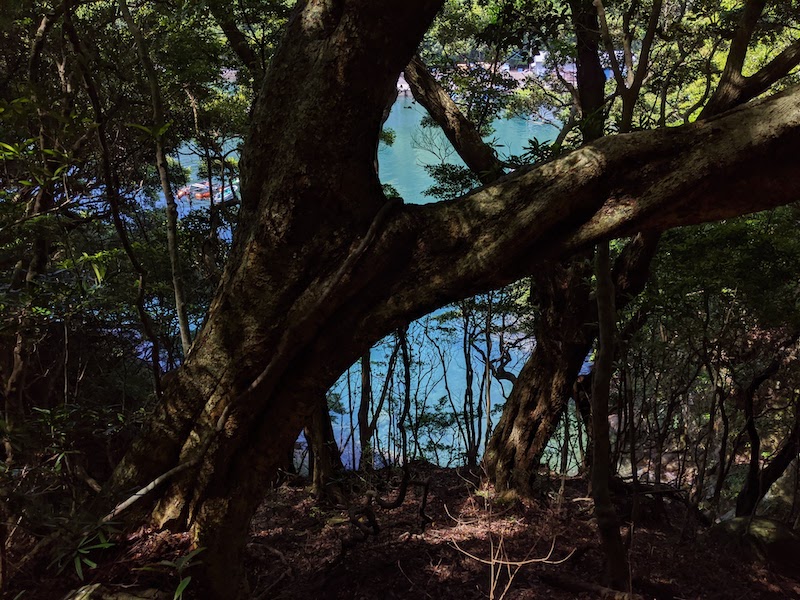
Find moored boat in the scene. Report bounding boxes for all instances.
[176,179,239,202]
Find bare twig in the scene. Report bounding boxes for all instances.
[451,536,575,567]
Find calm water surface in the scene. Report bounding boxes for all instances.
[177,95,556,204]
[378,95,557,203]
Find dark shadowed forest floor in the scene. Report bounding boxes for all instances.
[14,462,800,599]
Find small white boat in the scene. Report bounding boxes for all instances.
[217,179,239,202]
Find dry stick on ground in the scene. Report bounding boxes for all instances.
[446,465,575,600]
[452,536,575,568]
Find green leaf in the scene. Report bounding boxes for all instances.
[91,262,106,285]
[125,122,156,137]
[173,547,205,571]
[174,576,192,600]
[82,540,114,550]
[157,121,172,137]
[132,565,161,573]
[74,555,84,580]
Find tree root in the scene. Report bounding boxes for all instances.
[348,470,432,539]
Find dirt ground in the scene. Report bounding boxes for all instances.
[11,462,800,599]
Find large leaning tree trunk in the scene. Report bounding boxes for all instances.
[105,3,444,596]
[101,2,800,598]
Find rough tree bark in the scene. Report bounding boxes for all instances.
[304,393,345,502]
[701,0,800,118]
[102,1,800,597]
[486,258,595,493]
[484,234,657,494]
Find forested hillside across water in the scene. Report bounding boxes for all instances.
[2,1,800,599]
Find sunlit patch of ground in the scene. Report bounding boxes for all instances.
[11,464,800,599]
[245,465,800,600]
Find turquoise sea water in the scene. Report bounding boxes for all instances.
[378,95,557,203]
[176,94,557,206]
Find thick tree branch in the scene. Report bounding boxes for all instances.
[701,0,770,116]
[724,0,768,78]
[394,19,797,356]
[632,0,663,91]
[404,56,504,182]
[611,231,659,305]
[205,0,265,82]
[568,0,607,142]
[28,9,60,82]
[305,87,800,408]
[737,38,800,104]
[594,0,625,90]
[376,86,800,320]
